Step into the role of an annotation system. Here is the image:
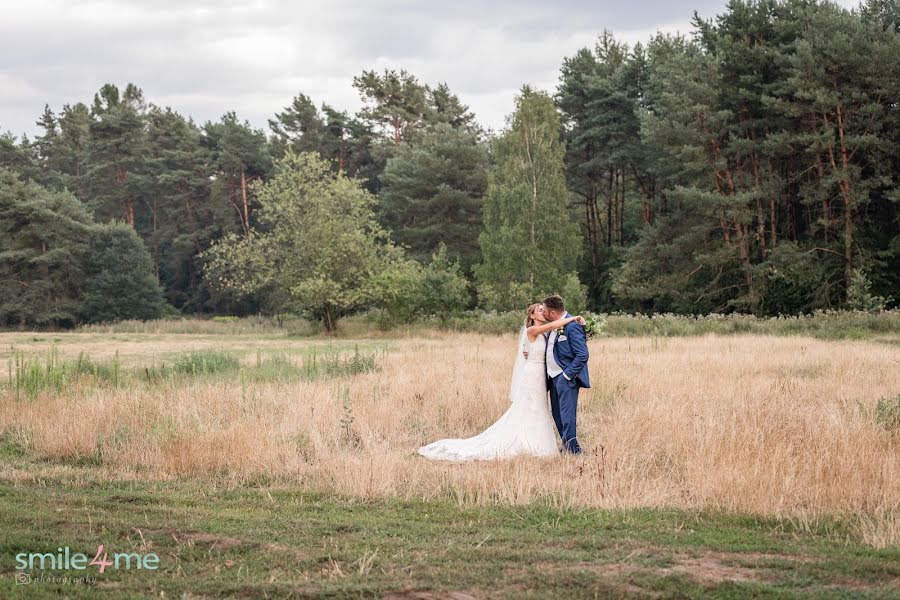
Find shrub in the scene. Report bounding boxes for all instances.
[373,244,471,327]
[80,222,167,323]
[416,244,471,321]
[875,394,900,433]
[211,316,240,323]
[846,270,890,313]
[560,273,588,315]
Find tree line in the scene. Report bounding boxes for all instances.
[2,0,898,330]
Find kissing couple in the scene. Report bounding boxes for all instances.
[418,294,590,461]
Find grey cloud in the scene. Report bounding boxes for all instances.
[1,0,862,139]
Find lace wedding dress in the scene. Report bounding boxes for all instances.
[417,331,559,461]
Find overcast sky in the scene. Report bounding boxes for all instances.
[1,0,860,139]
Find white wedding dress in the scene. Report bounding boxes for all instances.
[418,332,560,461]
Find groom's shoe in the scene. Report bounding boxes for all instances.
[562,438,582,455]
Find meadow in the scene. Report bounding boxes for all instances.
[1,318,899,597]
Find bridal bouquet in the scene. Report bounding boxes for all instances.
[581,313,607,340]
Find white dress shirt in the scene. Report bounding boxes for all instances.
[545,330,564,378]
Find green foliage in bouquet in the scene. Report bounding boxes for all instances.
[582,313,607,340]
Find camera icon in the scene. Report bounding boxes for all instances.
[15,572,31,585]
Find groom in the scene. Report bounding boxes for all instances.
[543,294,590,455]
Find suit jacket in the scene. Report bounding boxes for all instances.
[551,312,591,388]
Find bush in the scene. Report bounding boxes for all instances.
[80,222,167,323]
[60,308,900,340]
[374,244,471,326]
[846,270,890,312]
[390,309,900,338]
[599,310,900,339]
[560,273,588,315]
[211,316,240,323]
[372,260,423,325]
[759,242,835,316]
[416,244,471,320]
[432,310,525,334]
[875,395,900,433]
[475,281,537,313]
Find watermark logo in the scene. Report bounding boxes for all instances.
[14,544,160,585]
[16,571,97,587]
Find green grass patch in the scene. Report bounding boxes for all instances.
[0,478,897,598]
[3,345,383,398]
[241,346,381,384]
[0,426,30,459]
[172,351,240,376]
[5,347,122,399]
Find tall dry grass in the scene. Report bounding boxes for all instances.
[1,333,898,543]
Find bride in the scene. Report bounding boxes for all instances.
[417,303,586,461]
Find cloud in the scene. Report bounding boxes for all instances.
[0,0,864,138]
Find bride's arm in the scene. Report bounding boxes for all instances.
[527,315,584,338]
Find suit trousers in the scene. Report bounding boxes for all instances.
[548,374,582,454]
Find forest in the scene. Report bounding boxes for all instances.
[2,0,899,330]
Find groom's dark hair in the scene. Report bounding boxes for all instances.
[543,294,565,312]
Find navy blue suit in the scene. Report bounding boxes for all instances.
[546,313,590,454]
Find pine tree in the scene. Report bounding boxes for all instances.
[32,105,69,190]
[145,106,213,310]
[57,103,92,185]
[0,169,94,327]
[619,32,762,311]
[268,93,325,158]
[269,94,379,191]
[0,133,40,181]
[353,69,431,144]
[558,31,651,308]
[427,83,479,133]
[379,123,488,273]
[774,1,900,295]
[85,83,150,228]
[203,112,272,238]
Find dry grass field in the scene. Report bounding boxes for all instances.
[1,329,899,597]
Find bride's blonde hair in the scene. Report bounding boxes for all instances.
[525,303,543,327]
